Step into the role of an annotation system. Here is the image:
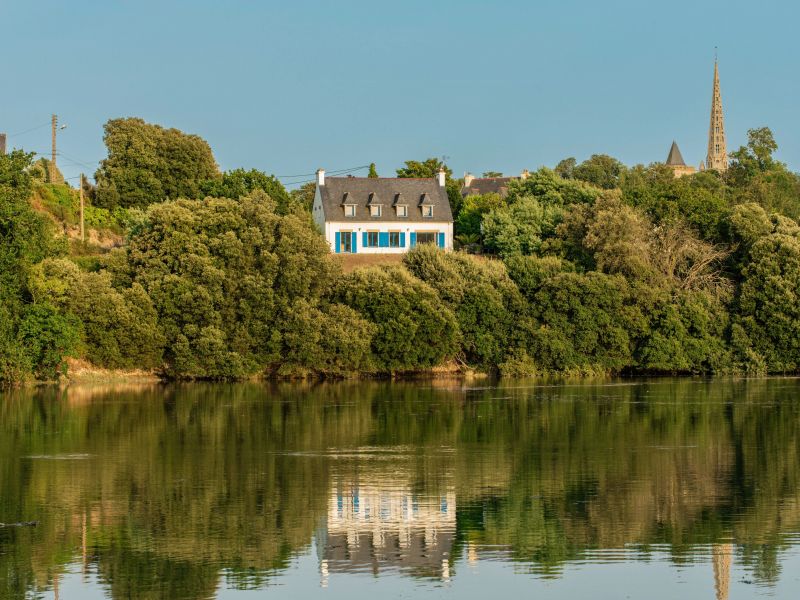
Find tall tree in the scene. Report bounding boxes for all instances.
[368,163,379,178]
[554,157,576,179]
[94,118,219,209]
[572,154,625,189]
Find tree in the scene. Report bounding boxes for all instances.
[482,171,503,178]
[396,158,451,179]
[368,163,379,178]
[288,181,317,213]
[482,196,564,257]
[554,157,576,179]
[0,151,78,384]
[331,266,460,372]
[114,192,340,378]
[733,213,800,372]
[404,245,529,368]
[572,154,625,189]
[28,258,165,370]
[455,192,504,238]
[396,157,463,218]
[728,127,779,180]
[200,168,291,213]
[726,128,800,220]
[94,118,219,209]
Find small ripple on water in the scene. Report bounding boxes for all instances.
[24,453,94,460]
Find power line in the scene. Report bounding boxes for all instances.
[8,121,51,138]
[277,164,369,179]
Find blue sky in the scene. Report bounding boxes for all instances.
[2,0,798,187]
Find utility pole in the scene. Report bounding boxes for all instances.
[0,132,6,155]
[79,173,85,242]
[50,114,58,182]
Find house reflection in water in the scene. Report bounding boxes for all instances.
[317,481,457,583]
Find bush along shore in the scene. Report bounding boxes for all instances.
[2,120,799,385]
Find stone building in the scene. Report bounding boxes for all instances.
[666,59,729,176]
[705,59,728,172]
[665,141,696,177]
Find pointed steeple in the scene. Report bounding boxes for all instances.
[706,57,728,172]
[666,141,687,166]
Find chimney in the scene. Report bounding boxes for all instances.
[464,172,475,187]
[0,133,6,155]
[316,168,325,186]
[520,169,529,180]
[437,168,446,187]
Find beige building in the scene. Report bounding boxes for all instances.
[666,59,729,176]
[705,59,728,172]
[665,141,696,177]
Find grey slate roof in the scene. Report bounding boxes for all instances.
[666,141,687,166]
[461,177,515,197]
[320,177,453,223]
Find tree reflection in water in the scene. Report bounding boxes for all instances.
[0,378,798,599]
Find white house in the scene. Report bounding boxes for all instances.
[312,168,454,254]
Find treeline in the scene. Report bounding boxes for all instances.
[0,119,799,383]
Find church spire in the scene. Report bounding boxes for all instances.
[706,57,728,171]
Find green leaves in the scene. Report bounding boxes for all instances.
[95,118,219,209]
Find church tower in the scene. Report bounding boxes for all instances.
[706,59,728,172]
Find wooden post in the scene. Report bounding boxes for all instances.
[79,173,85,242]
[50,114,57,182]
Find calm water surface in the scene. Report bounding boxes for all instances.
[2,379,800,599]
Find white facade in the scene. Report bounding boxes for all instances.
[320,220,452,254]
[312,174,453,254]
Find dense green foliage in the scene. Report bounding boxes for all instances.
[4,120,800,383]
[95,118,219,209]
[199,168,291,213]
[110,193,363,378]
[0,152,79,384]
[332,266,460,371]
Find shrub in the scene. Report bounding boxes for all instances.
[331,266,459,372]
[404,245,528,368]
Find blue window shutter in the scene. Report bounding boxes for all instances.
[351,231,357,253]
[335,231,341,253]
[379,232,389,248]
[400,232,406,247]
[363,232,368,247]
[410,232,416,247]
[438,232,445,248]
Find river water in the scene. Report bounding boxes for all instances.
[1,379,800,599]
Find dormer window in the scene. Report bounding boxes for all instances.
[344,204,356,217]
[396,205,408,217]
[422,205,433,218]
[367,192,382,217]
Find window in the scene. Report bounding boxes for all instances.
[396,205,408,217]
[422,205,433,218]
[370,205,382,217]
[416,232,436,245]
[389,231,401,247]
[344,204,356,217]
[367,231,379,247]
[340,231,352,253]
